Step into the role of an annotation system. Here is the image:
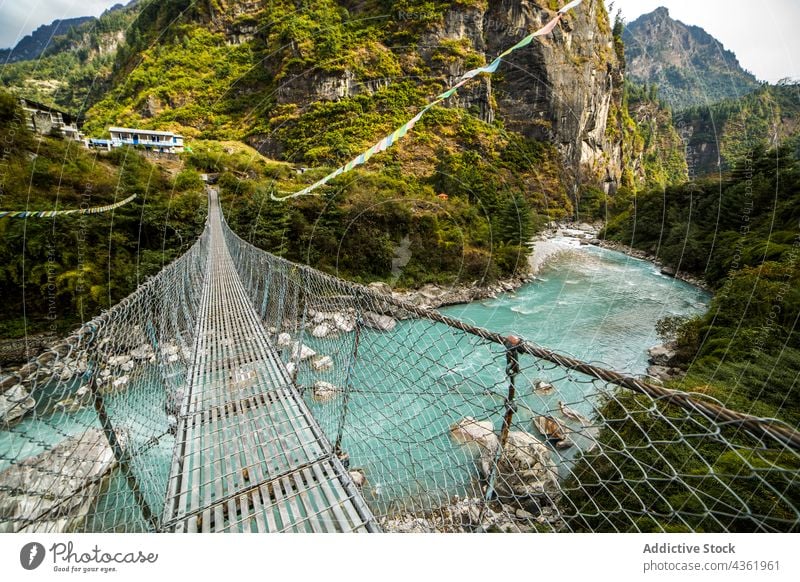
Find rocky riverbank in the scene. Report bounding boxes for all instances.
[383,222,604,309]
[0,333,58,368]
[595,239,711,292]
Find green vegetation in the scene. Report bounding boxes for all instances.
[0,2,141,114]
[569,141,800,532]
[605,141,800,419]
[196,130,561,287]
[0,90,206,339]
[678,83,800,176]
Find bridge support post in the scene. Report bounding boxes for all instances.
[335,312,362,454]
[478,335,522,528]
[88,362,160,532]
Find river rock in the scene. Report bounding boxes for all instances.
[108,355,132,367]
[368,282,392,295]
[312,356,333,371]
[349,469,367,488]
[0,428,122,533]
[277,333,292,347]
[285,362,296,377]
[533,380,555,394]
[111,375,129,390]
[311,323,330,338]
[534,415,569,442]
[449,417,499,454]
[362,312,397,332]
[648,344,677,366]
[0,385,36,424]
[646,365,684,382]
[291,342,316,361]
[660,266,677,277]
[160,343,179,357]
[312,381,339,403]
[130,344,153,360]
[334,313,355,333]
[495,431,559,502]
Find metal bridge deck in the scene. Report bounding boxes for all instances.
[162,189,377,532]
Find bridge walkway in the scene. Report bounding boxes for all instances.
[162,189,378,532]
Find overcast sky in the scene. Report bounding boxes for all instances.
[0,0,798,83]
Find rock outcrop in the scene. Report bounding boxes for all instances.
[623,7,759,110]
[0,428,123,533]
[260,1,624,187]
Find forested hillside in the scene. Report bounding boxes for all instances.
[0,90,206,339]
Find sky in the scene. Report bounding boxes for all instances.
[0,0,798,83]
[606,0,799,83]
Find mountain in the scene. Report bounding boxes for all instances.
[675,81,800,176]
[85,0,627,190]
[0,1,142,114]
[622,7,760,110]
[0,17,94,63]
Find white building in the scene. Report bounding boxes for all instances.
[108,127,185,153]
[19,98,83,141]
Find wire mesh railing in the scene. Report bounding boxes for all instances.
[0,224,208,532]
[1,193,798,533]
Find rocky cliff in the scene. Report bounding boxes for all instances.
[623,7,759,110]
[482,0,622,189]
[257,0,625,190]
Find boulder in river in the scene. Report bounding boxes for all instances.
[108,355,132,367]
[533,416,572,448]
[532,380,555,394]
[647,344,678,366]
[311,356,334,371]
[311,323,330,338]
[660,266,677,277]
[494,431,559,502]
[367,282,392,295]
[349,469,367,488]
[0,384,36,425]
[291,342,316,361]
[277,333,292,347]
[130,344,153,360]
[449,417,499,455]
[362,312,397,332]
[312,381,339,403]
[333,313,356,333]
[0,428,124,533]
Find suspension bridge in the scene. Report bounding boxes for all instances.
[1,187,798,533]
[162,189,377,532]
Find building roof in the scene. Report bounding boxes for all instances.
[109,127,184,138]
[19,98,77,125]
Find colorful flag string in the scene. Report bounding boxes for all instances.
[0,194,137,219]
[272,0,583,201]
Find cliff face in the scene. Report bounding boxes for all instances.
[79,0,625,190]
[481,0,622,189]
[623,7,759,110]
[265,0,624,190]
